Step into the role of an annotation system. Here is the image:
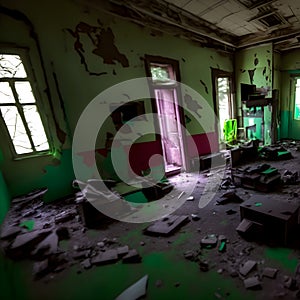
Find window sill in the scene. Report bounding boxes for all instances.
[13,151,53,161]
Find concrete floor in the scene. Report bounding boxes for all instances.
[2,144,300,299]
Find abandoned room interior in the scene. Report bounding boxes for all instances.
[3,0,300,299]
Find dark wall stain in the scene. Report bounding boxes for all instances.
[200,80,209,94]
[266,76,269,81]
[184,94,202,119]
[122,93,130,100]
[182,58,186,62]
[254,53,257,57]
[248,68,256,85]
[254,57,259,66]
[210,55,214,60]
[52,68,68,144]
[67,21,129,75]
[240,69,246,73]
[113,69,117,75]
[262,67,266,76]
[185,114,192,124]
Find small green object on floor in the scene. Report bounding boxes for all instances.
[19,220,35,231]
[219,241,226,252]
[255,202,262,207]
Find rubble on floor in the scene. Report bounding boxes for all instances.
[115,274,148,300]
[0,190,142,280]
[2,139,300,298]
[231,163,282,192]
[144,215,189,236]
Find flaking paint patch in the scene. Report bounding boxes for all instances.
[248,68,256,84]
[184,94,202,119]
[67,21,129,75]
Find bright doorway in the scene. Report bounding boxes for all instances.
[212,69,234,143]
[145,56,187,175]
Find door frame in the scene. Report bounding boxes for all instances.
[144,54,189,173]
[211,68,235,142]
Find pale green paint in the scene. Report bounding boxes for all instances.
[280,50,300,139]
[0,170,10,224]
[235,44,273,143]
[0,0,234,202]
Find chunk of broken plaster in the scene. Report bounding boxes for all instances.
[81,258,92,269]
[10,230,51,251]
[186,196,194,201]
[244,276,261,289]
[117,245,129,257]
[32,232,59,257]
[200,234,218,248]
[191,214,200,221]
[122,249,142,263]
[32,259,49,278]
[91,249,118,265]
[239,260,257,276]
[0,226,21,240]
[262,267,278,279]
[145,215,189,236]
[115,275,148,300]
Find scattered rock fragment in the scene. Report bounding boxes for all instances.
[262,267,278,279]
[117,245,129,257]
[122,249,142,263]
[91,249,118,265]
[239,260,257,276]
[115,275,148,300]
[200,234,218,248]
[244,276,261,289]
[32,259,49,278]
[81,258,92,269]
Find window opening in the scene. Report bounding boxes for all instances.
[0,54,49,155]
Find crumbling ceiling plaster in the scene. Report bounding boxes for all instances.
[78,0,300,52]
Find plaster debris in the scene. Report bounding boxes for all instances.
[239,260,257,276]
[91,249,118,265]
[115,275,148,300]
[122,249,142,263]
[200,234,218,248]
[144,215,189,236]
[243,276,261,289]
[262,267,278,279]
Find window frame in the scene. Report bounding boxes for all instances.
[0,47,52,159]
[293,76,300,121]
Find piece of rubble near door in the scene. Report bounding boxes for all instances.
[115,275,148,300]
[144,215,189,236]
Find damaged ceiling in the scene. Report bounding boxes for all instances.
[81,0,300,52]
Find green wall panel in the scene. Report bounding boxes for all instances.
[0,171,10,224]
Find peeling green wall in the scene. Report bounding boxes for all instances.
[0,0,233,199]
[235,44,273,143]
[0,148,10,223]
[280,49,300,139]
[0,171,10,224]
